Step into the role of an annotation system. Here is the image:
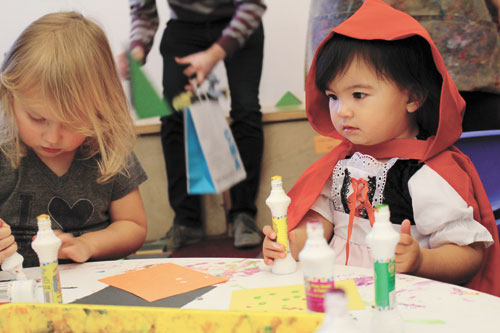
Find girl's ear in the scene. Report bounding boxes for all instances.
[406,100,420,113]
[406,91,426,113]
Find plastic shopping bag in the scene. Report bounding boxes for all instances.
[184,94,246,194]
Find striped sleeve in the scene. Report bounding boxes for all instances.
[217,1,266,57]
[129,0,160,61]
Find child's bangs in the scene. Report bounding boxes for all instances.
[50,96,95,136]
[20,34,97,135]
[315,35,355,92]
[315,34,395,92]
[12,76,94,137]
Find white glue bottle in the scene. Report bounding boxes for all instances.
[0,279,42,303]
[265,175,297,275]
[315,288,361,333]
[365,204,403,333]
[1,252,27,280]
[31,214,63,303]
[298,221,335,312]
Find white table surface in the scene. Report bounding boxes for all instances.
[2,257,499,332]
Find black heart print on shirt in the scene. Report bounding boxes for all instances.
[47,197,94,230]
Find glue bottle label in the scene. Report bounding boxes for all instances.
[373,258,396,309]
[40,261,62,303]
[304,276,335,312]
[272,215,290,253]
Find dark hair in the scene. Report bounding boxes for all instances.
[315,34,442,138]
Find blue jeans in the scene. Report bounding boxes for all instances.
[159,19,264,228]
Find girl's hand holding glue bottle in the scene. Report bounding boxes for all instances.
[0,219,41,303]
[0,218,28,280]
[263,176,297,274]
[0,219,20,269]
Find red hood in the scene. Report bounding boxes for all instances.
[306,0,465,160]
[289,0,500,297]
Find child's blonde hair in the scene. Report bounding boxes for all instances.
[0,11,136,183]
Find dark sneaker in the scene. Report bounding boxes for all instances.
[233,213,261,248]
[163,225,203,251]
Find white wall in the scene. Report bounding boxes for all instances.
[0,0,310,109]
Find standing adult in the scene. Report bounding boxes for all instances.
[123,0,266,250]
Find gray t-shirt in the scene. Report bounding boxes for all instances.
[0,149,148,267]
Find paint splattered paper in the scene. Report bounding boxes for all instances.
[335,279,365,310]
[99,263,229,302]
[229,280,364,312]
[230,285,307,312]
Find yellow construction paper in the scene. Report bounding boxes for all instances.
[335,279,365,310]
[230,284,306,312]
[229,280,364,312]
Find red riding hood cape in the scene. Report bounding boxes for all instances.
[287,0,500,296]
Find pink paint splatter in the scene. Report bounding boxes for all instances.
[354,276,373,286]
[414,280,441,287]
[186,259,263,279]
[399,302,426,309]
[450,287,479,296]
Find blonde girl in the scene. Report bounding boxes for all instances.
[0,11,148,267]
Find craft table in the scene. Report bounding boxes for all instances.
[0,257,499,332]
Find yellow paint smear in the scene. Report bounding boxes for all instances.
[0,303,323,332]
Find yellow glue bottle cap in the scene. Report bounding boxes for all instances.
[37,214,50,220]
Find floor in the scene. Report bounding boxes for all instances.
[128,235,262,260]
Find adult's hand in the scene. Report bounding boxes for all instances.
[117,46,145,80]
[175,44,226,90]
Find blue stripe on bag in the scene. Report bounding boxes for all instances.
[185,108,216,193]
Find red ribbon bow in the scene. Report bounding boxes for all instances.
[345,177,375,265]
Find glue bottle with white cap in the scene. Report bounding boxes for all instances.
[299,221,335,312]
[1,252,27,280]
[265,175,297,274]
[0,279,42,303]
[31,214,63,303]
[365,204,403,332]
[315,288,361,332]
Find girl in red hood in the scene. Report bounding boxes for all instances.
[262,0,500,296]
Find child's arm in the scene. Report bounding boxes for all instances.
[0,219,18,263]
[57,188,147,263]
[262,210,333,265]
[395,219,484,284]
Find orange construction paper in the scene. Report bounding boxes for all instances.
[98,263,229,302]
